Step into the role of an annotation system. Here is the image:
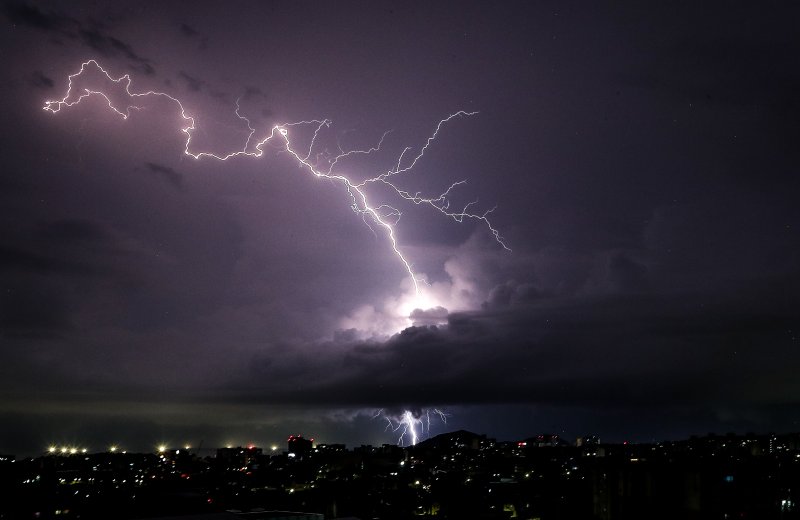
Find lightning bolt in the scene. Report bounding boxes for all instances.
[43,60,508,297]
[375,408,449,446]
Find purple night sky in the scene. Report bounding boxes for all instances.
[1,1,798,455]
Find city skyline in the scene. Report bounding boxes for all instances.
[6,429,798,519]
[12,427,800,457]
[1,1,799,458]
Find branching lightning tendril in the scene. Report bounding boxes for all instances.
[374,408,450,446]
[43,60,509,296]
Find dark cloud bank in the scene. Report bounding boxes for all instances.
[224,278,799,410]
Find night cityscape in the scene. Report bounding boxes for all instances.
[2,1,800,518]
[1,430,800,519]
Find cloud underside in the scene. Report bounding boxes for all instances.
[4,279,793,448]
[218,280,799,412]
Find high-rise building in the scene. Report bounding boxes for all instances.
[287,435,313,458]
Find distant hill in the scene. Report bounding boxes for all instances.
[414,429,489,450]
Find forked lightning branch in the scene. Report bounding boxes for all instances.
[44,60,508,297]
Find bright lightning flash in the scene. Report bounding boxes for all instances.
[376,408,449,446]
[43,60,508,300]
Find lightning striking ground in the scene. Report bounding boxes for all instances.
[375,409,449,446]
[43,60,508,296]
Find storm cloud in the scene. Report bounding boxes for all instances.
[0,1,798,455]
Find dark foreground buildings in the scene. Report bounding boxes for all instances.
[1,431,799,519]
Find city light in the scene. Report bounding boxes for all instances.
[157,445,167,453]
[11,431,800,517]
